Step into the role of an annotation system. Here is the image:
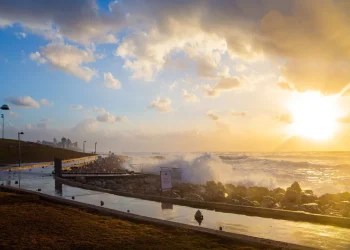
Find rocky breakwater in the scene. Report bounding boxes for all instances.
[72,175,350,218]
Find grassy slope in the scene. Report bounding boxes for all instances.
[0,191,258,250]
[0,139,93,165]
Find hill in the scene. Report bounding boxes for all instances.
[0,139,94,166]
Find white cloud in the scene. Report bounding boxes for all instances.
[70,105,83,110]
[205,77,241,97]
[182,89,199,102]
[31,42,97,81]
[148,97,173,112]
[235,64,247,72]
[40,98,54,106]
[15,32,26,39]
[103,72,121,89]
[94,107,127,124]
[0,0,124,45]
[230,111,248,117]
[73,119,99,133]
[8,111,19,117]
[6,96,40,108]
[30,52,46,64]
[206,110,220,121]
[169,81,177,91]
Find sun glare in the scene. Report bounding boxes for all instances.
[288,92,340,141]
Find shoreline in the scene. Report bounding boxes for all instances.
[56,177,350,229]
[0,185,316,250]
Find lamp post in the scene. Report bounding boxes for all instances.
[83,140,86,153]
[1,114,4,139]
[1,104,10,139]
[95,142,97,154]
[18,131,24,188]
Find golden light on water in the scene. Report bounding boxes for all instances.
[288,92,341,141]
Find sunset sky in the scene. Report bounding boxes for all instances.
[1,0,350,152]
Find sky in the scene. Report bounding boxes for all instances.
[1,0,350,152]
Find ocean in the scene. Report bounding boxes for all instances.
[123,152,350,195]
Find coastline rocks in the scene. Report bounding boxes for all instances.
[272,187,286,194]
[246,187,269,201]
[285,189,300,203]
[274,193,285,202]
[260,196,277,208]
[300,203,322,214]
[301,192,317,203]
[183,193,204,202]
[287,181,302,193]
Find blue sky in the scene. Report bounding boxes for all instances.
[1,0,350,152]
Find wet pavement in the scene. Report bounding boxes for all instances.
[1,161,350,249]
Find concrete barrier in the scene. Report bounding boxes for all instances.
[0,155,98,171]
[0,185,316,250]
[57,177,350,229]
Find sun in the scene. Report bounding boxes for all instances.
[288,91,340,141]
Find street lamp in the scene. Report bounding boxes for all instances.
[1,104,10,110]
[1,104,10,139]
[18,132,24,166]
[95,142,97,154]
[83,140,86,153]
[1,114,4,139]
[18,131,24,188]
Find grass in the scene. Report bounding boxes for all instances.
[0,191,261,250]
[0,139,93,165]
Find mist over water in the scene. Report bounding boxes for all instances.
[124,152,350,195]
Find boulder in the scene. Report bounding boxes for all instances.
[241,198,259,207]
[228,199,240,205]
[332,201,350,210]
[300,203,322,214]
[272,202,281,209]
[260,196,277,208]
[272,187,286,194]
[247,186,270,201]
[144,185,158,195]
[183,193,204,202]
[235,186,248,196]
[274,192,285,202]
[304,190,313,195]
[287,181,302,193]
[301,193,317,203]
[285,189,300,203]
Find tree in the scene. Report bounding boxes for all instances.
[53,138,57,145]
[61,137,67,149]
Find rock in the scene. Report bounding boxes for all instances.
[285,189,300,203]
[274,193,285,202]
[241,198,259,207]
[272,187,286,194]
[260,196,277,208]
[235,185,248,196]
[272,202,281,209]
[183,193,204,202]
[333,201,350,210]
[301,192,317,203]
[300,203,322,214]
[247,187,270,201]
[287,181,301,194]
[304,190,313,195]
